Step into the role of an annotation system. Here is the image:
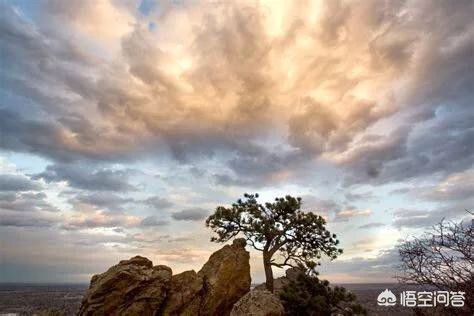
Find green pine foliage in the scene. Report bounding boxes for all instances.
[206,193,342,292]
[279,272,367,316]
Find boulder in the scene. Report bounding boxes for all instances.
[230,290,284,316]
[161,238,251,316]
[254,267,303,295]
[160,270,203,316]
[79,239,251,316]
[198,238,251,315]
[78,256,172,316]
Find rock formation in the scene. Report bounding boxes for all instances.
[195,238,251,315]
[78,256,172,315]
[161,238,251,315]
[230,290,284,316]
[78,238,251,316]
[254,267,303,295]
[160,270,203,315]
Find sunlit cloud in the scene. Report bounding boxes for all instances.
[1,0,473,283]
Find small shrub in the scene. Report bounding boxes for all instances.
[279,272,366,316]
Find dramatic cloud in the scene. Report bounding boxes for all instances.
[142,196,174,209]
[33,164,136,191]
[390,171,473,228]
[68,192,175,213]
[391,207,468,229]
[0,192,58,213]
[0,0,471,187]
[344,191,374,202]
[392,209,435,228]
[172,208,209,221]
[334,209,372,222]
[414,170,474,202]
[358,222,385,229]
[0,174,41,192]
[301,196,341,214]
[63,209,142,230]
[71,192,135,212]
[320,248,400,283]
[0,212,57,228]
[139,216,169,227]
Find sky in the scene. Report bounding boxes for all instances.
[0,0,473,284]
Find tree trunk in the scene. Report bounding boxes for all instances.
[263,253,274,292]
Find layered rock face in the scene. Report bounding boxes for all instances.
[78,256,172,315]
[230,290,284,316]
[78,239,251,316]
[161,270,203,315]
[162,238,251,315]
[195,238,251,315]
